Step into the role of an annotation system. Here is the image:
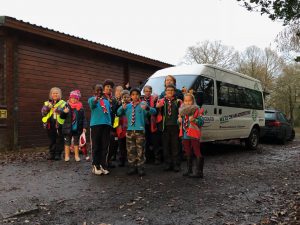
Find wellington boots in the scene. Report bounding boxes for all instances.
[183,156,193,177]
[189,157,204,178]
[138,166,146,177]
[127,166,137,175]
[74,146,81,162]
[64,146,70,162]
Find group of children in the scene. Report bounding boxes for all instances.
[41,76,205,178]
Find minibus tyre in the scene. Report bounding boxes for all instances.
[246,128,259,150]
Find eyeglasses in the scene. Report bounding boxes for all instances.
[166,89,175,92]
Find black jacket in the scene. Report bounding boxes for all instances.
[61,104,87,135]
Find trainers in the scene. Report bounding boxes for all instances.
[85,156,90,161]
[92,165,102,175]
[100,165,109,175]
[64,156,70,162]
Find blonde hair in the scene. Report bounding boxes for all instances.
[183,93,196,105]
[49,87,62,100]
[115,85,124,91]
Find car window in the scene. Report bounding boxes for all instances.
[265,112,276,120]
[278,113,288,122]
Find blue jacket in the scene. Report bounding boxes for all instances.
[117,102,156,131]
[88,97,112,127]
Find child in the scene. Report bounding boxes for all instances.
[141,85,160,164]
[61,90,87,162]
[103,79,119,168]
[117,88,156,176]
[41,87,66,160]
[178,93,204,178]
[88,84,112,175]
[116,90,130,167]
[156,84,182,172]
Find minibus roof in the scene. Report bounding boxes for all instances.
[151,64,261,83]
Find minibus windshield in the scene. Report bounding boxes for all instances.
[142,75,198,96]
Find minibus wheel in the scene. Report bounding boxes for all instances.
[245,128,259,150]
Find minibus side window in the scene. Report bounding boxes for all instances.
[217,81,263,109]
[192,75,214,106]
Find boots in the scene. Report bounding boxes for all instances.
[183,156,193,176]
[64,146,70,162]
[47,153,55,160]
[74,146,81,162]
[137,166,146,177]
[127,165,137,175]
[190,157,204,178]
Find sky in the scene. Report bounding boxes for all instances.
[0,0,284,65]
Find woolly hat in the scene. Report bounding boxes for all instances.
[121,90,130,97]
[69,90,81,100]
[103,79,115,88]
[130,87,141,96]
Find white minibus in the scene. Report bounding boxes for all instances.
[141,64,265,150]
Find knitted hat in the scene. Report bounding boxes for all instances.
[130,87,141,96]
[121,90,130,97]
[103,79,115,88]
[69,90,81,100]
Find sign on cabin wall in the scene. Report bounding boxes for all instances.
[0,109,7,119]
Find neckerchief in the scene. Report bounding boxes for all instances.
[165,97,174,116]
[183,115,189,130]
[131,101,140,125]
[99,98,108,113]
[143,96,151,106]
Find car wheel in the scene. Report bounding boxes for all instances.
[279,130,287,145]
[246,128,259,150]
[288,129,295,141]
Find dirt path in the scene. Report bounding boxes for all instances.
[0,140,299,225]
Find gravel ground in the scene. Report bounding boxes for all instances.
[0,139,299,225]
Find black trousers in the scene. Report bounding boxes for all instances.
[108,129,119,162]
[47,127,64,156]
[162,125,180,166]
[91,125,111,168]
[118,137,127,163]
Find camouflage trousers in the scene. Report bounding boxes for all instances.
[126,130,146,167]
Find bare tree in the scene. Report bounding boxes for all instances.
[236,46,284,92]
[183,40,239,69]
[269,63,300,123]
[275,22,300,62]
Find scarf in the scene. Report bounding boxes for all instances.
[131,101,140,125]
[183,115,189,130]
[68,101,83,111]
[99,98,108,113]
[165,97,174,116]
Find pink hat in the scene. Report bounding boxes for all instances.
[69,90,81,100]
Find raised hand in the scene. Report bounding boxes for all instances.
[63,106,70,113]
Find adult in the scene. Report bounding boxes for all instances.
[159,75,184,100]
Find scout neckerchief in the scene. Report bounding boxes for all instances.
[183,115,189,130]
[99,98,108,113]
[131,101,140,125]
[165,97,174,116]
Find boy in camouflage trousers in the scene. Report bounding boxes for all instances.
[117,88,156,176]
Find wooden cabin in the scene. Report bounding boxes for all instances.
[0,16,171,150]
